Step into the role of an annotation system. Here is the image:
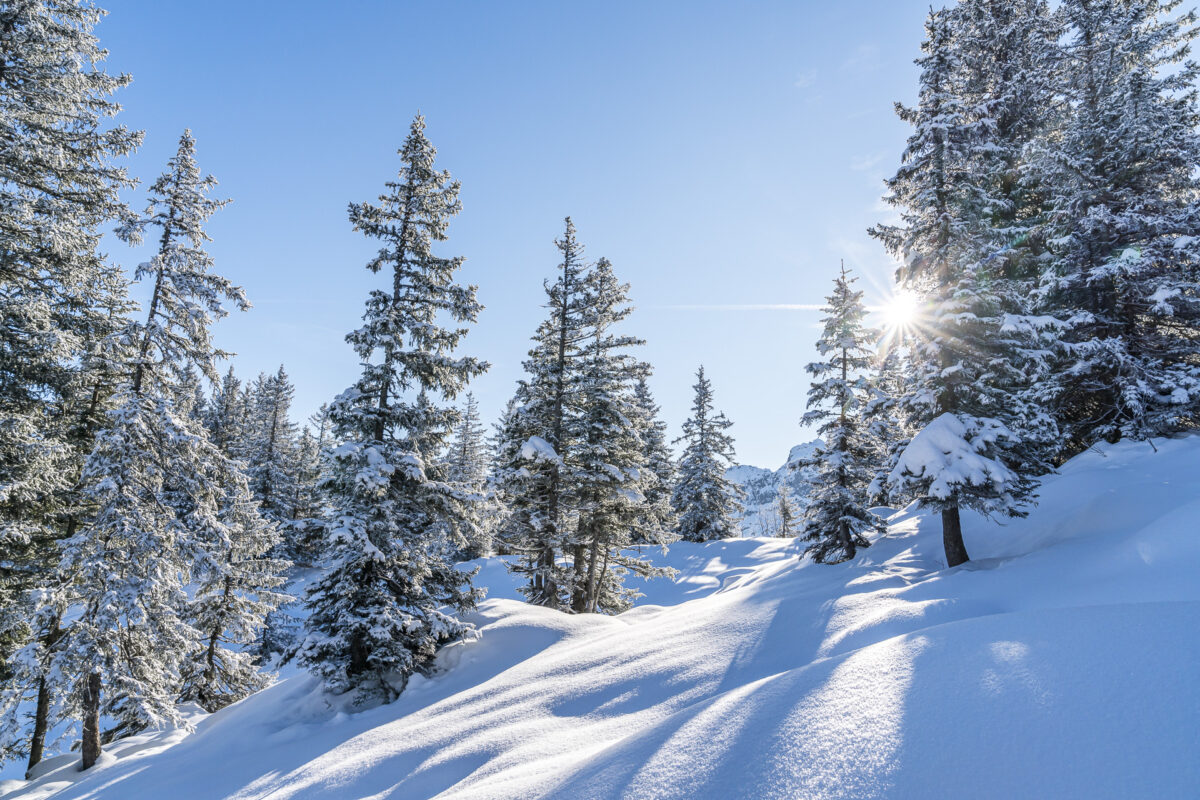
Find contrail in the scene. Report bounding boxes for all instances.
[655,303,825,311]
[654,303,894,312]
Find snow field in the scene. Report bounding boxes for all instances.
[5,436,1200,799]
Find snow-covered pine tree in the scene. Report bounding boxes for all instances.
[177,470,288,712]
[445,392,493,559]
[492,218,592,608]
[176,366,209,422]
[1032,0,1200,452]
[205,366,250,457]
[238,366,305,658]
[244,366,300,547]
[286,403,333,566]
[863,339,911,506]
[3,132,284,771]
[568,258,672,613]
[447,392,486,487]
[0,2,140,768]
[292,115,486,703]
[776,485,798,538]
[796,266,884,564]
[872,5,1057,567]
[629,376,678,544]
[671,366,744,542]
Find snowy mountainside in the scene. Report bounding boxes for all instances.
[5,436,1200,798]
[727,440,819,535]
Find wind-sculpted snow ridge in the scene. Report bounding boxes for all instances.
[5,437,1200,799]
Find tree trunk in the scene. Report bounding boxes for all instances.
[25,675,50,777]
[570,543,588,613]
[80,672,101,770]
[589,550,610,614]
[583,533,601,613]
[535,545,557,607]
[941,504,969,567]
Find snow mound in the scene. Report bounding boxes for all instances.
[6,436,1200,799]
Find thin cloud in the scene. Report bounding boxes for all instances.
[794,68,818,89]
[850,152,886,172]
[840,43,881,74]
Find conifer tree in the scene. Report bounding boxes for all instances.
[872,5,1057,567]
[629,377,678,544]
[797,266,883,563]
[864,340,910,506]
[776,485,798,538]
[447,392,487,484]
[205,367,250,457]
[292,115,486,702]
[2,132,283,770]
[445,393,492,559]
[245,367,301,542]
[1033,0,1200,451]
[493,218,591,608]
[671,366,743,542]
[568,258,671,613]
[286,404,333,566]
[0,3,140,767]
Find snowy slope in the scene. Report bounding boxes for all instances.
[5,436,1200,799]
[727,440,819,536]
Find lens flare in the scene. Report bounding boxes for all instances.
[880,291,919,333]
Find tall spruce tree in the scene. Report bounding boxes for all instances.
[445,392,492,559]
[0,2,140,769]
[872,5,1057,567]
[797,266,883,564]
[286,404,333,566]
[629,376,677,544]
[492,218,591,608]
[671,366,743,542]
[494,231,671,610]
[568,258,672,613]
[1033,0,1200,452]
[244,367,301,548]
[1,132,284,770]
[291,115,486,702]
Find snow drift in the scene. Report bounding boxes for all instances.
[4,436,1200,799]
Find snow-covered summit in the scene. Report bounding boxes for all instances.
[726,439,820,536]
[5,435,1200,799]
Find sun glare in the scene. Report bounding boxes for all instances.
[880,291,919,333]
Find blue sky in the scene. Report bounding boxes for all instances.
[100,0,935,468]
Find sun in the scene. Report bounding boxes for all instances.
[880,291,919,334]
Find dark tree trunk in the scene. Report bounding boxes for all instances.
[535,545,557,607]
[570,543,588,613]
[26,617,63,777]
[25,675,50,777]
[941,504,970,567]
[80,672,101,770]
[583,533,601,613]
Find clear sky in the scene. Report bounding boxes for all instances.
[99,0,937,469]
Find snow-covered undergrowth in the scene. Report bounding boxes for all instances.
[5,437,1200,799]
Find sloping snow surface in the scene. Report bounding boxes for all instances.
[4,437,1200,799]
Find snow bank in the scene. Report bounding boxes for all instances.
[6,436,1200,799]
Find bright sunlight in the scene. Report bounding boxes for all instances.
[880,291,919,334]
